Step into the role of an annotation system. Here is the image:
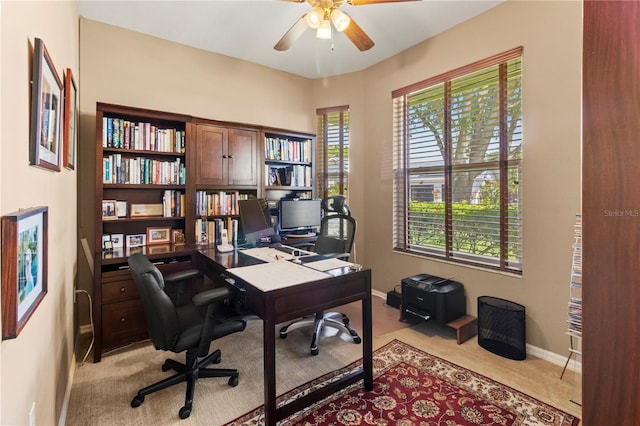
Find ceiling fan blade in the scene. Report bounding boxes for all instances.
[342,15,375,51]
[347,0,420,5]
[274,15,309,51]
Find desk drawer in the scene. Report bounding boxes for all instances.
[102,278,138,303]
[102,299,148,350]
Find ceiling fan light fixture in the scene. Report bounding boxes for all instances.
[330,9,350,32]
[316,19,332,39]
[306,7,324,29]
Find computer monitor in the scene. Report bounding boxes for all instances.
[238,198,276,244]
[278,198,322,234]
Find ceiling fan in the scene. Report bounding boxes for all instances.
[275,0,419,52]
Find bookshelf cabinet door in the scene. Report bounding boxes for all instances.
[195,124,228,185]
[228,128,258,186]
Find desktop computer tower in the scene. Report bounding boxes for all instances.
[401,274,466,324]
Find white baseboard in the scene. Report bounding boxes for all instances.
[370,289,581,373]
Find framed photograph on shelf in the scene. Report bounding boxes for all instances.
[63,68,77,170]
[1,207,48,340]
[102,200,117,220]
[115,201,128,218]
[126,234,146,248]
[146,227,171,245]
[130,203,163,218]
[172,229,185,245]
[110,233,124,249]
[29,38,62,172]
[101,234,113,252]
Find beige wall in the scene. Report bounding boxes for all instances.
[314,0,582,355]
[0,1,79,425]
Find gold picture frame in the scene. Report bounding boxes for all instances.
[146,227,171,245]
[130,203,163,217]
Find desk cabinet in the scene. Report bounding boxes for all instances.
[96,256,195,360]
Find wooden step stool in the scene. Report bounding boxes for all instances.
[446,315,478,344]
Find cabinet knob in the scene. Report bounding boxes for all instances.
[120,287,126,293]
[120,317,126,323]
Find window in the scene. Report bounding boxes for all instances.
[316,106,349,199]
[392,48,523,273]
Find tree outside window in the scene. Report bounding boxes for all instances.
[393,48,523,273]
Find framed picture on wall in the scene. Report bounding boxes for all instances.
[63,68,77,170]
[1,207,49,340]
[29,38,62,171]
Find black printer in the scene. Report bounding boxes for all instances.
[400,274,466,324]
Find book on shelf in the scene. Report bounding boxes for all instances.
[102,155,185,185]
[264,164,311,187]
[163,190,184,217]
[194,217,237,246]
[264,137,311,162]
[195,191,247,216]
[102,116,185,153]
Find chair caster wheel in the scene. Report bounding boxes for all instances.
[354,336,362,344]
[311,347,319,356]
[179,406,191,419]
[279,332,288,338]
[229,375,239,387]
[131,395,144,408]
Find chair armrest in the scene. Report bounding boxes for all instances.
[164,268,201,284]
[192,286,233,308]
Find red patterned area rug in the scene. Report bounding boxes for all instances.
[226,339,579,426]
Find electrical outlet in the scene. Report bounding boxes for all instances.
[29,402,36,426]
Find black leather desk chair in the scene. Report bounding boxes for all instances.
[279,196,361,355]
[127,253,246,419]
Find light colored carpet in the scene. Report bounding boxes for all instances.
[67,307,374,425]
[66,298,582,425]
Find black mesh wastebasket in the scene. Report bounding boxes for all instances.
[477,296,526,360]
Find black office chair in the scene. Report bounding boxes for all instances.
[279,196,361,355]
[127,253,246,419]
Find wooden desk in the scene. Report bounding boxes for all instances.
[196,247,373,426]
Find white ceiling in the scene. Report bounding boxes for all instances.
[76,0,503,79]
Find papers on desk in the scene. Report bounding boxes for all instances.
[241,247,294,262]
[226,261,331,291]
[303,258,353,272]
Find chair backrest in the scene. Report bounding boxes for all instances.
[321,195,351,216]
[128,253,181,351]
[315,213,356,259]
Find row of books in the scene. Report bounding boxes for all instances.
[163,190,185,218]
[103,154,186,185]
[265,164,312,187]
[102,117,186,153]
[264,137,312,163]
[195,191,248,217]
[195,217,238,245]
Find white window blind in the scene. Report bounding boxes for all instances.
[393,48,523,273]
[316,106,349,199]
